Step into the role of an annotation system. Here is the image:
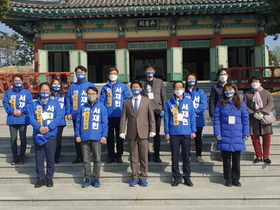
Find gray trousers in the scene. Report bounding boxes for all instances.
[81,140,101,180]
[9,125,27,159]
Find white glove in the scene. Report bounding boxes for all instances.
[149,132,156,138]
[254,113,263,120]
[119,133,125,139]
[160,111,164,117]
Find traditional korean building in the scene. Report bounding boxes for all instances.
[2,0,271,83]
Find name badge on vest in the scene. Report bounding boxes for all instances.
[42,112,49,120]
[228,116,235,124]
[148,93,154,99]
[177,113,184,121]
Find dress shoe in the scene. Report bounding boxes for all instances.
[46,179,54,187]
[11,158,18,165]
[139,179,148,187]
[72,158,83,164]
[116,157,123,163]
[34,180,45,188]
[18,158,24,164]
[263,158,271,164]
[232,180,241,187]
[225,180,232,187]
[253,158,262,163]
[129,179,139,187]
[184,178,193,187]
[154,156,162,163]
[171,178,182,187]
[107,158,115,163]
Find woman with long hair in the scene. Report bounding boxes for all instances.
[50,78,66,164]
[213,83,249,187]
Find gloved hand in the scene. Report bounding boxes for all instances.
[160,111,164,117]
[119,133,125,139]
[216,135,222,141]
[243,136,248,141]
[254,113,263,120]
[149,132,156,138]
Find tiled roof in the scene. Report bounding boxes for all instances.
[11,0,265,9]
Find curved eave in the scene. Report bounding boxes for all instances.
[6,3,270,19]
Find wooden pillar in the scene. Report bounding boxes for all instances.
[76,37,85,50]
[168,34,179,48]
[212,32,223,47]
[256,31,265,46]
[117,35,127,49]
[34,37,44,72]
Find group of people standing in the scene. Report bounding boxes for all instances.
[2,65,274,189]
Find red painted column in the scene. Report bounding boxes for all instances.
[212,32,223,47]
[34,37,44,72]
[256,31,265,46]
[76,37,85,50]
[117,35,127,49]
[168,34,179,48]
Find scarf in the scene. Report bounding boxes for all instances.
[252,87,263,110]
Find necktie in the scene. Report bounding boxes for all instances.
[134,98,138,114]
[177,99,181,107]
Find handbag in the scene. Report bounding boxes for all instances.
[260,112,276,125]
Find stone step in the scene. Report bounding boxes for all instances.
[0,182,279,207]
[0,160,279,173]
[0,170,280,185]
[1,149,280,163]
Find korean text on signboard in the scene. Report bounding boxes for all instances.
[136,19,158,29]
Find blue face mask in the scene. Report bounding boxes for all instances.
[225,92,235,98]
[187,80,196,86]
[132,89,141,96]
[14,82,23,88]
[52,85,61,91]
[146,72,154,78]
[76,73,85,80]
[40,91,50,99]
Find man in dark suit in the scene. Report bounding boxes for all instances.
[120,81,156,187]
[140,63,166,163]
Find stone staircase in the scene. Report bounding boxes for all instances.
[0,122,280,208]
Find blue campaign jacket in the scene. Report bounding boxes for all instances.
[164,93,197,135]
[66,79,95,120]
[3,87,33,125]
[99,80,131,118]
[214,100,249,152]
[29,98,64,138]
[185,87,207,127]
[50,92,66,126]
[75,100,108,141]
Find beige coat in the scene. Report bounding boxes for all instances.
[243,89,274,135]
[120,96,156,140]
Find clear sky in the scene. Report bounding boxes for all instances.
[0,22,279,50]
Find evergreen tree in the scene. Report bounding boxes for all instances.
[0,0,10,20]
[264,0,280,38]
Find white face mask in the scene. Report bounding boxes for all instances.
[88,96,97,103]
[219,75,228,82]
[109,75,118,81]
[174,90,184,96]
[251,82,260,89]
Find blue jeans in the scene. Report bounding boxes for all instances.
[170,135,191,180]
[9,125,27,159]
[81,140,101,180]
[34,136,57,181]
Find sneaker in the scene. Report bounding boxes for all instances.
[81,179,92,188]
[253,158,262,163]
[34,180,45,188]
[18,158,24,164]
[139,179,148,187]
[92,179,101,188]
[232,180,241,187]
[46,179,54,187]
[263,158,271,164]
[196,156,204,164]
[129,178,139,187]
[11,158,18,165]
